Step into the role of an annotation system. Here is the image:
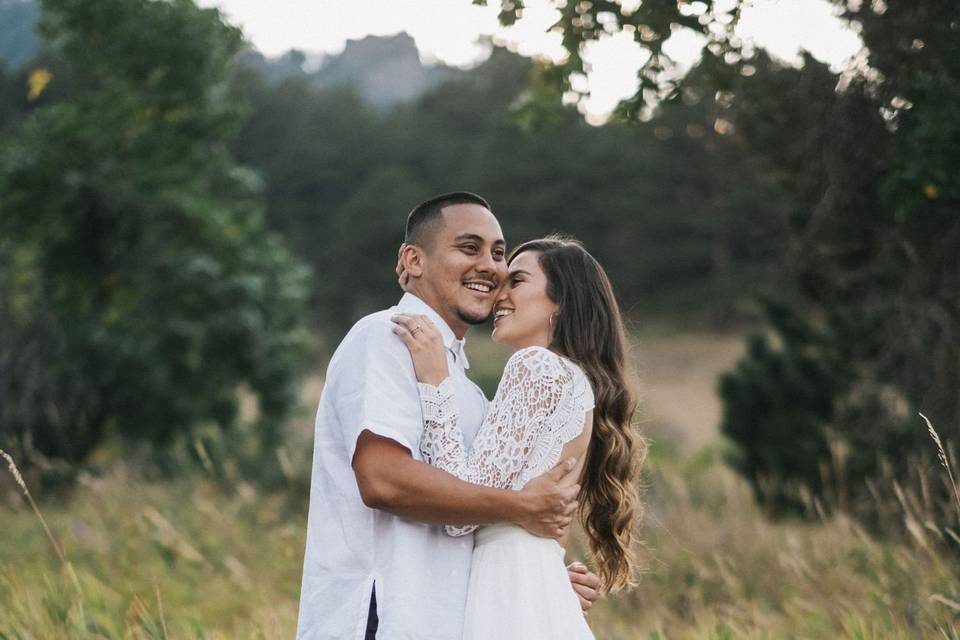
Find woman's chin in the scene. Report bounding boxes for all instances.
[490,327,513,348]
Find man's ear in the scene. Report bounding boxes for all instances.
[398,243,425,279]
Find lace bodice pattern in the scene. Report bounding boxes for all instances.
[417,346,595,536]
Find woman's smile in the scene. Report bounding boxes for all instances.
[493,305,514,324]
[490,251,557,350]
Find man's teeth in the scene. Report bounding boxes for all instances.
[464,283,493,293]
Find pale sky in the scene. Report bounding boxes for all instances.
[200,0,862,119]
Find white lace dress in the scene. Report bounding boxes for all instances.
[417,346,596,640]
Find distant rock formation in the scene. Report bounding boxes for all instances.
[245,32,454,110]
[313,33,451,108]
[0,0,39,68]
[239,48,319,85]
[0,1,454,110]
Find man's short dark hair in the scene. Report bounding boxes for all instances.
[404,192,491,247]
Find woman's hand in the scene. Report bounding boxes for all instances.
[391,314,449,385]
[567,562,601,614]
[395,243,410,291]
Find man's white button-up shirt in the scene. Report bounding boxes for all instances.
[296,293,488,640]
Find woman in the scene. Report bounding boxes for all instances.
[391,237,644,639]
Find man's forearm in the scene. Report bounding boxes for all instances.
[353,431,526,525]
[373,455,524,525]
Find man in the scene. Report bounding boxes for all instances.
[296,192,600,639]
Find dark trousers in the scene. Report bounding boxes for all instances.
[365,585,378,639]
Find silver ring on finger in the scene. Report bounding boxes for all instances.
[411,325,423,336]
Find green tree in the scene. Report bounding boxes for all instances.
[0,64,23,131]
[232,73,396,329]
[485,0,960,520]
[714,14,960,517]
[324,166,429,325]
[0,0,311,471]
[475,0,739,116]
[232,42,790,334]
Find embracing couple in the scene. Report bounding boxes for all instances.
[296,192,645,639]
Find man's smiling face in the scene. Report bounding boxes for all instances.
[416,203,507,337]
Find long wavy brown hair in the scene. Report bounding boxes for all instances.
[509,236,645,593]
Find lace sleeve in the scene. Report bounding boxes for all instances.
[417,347,588,537]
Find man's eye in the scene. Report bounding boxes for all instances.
[461,244,479,253]
[493,250,506,260]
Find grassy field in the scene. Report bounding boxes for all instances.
[2,329,959,639]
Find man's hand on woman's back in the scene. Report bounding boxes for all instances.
[515,457,580,539]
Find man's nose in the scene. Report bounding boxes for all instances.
[475,251,499,275]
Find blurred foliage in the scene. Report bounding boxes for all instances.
[713,4,960,520]
[231,45,791,333]
[2,0,956,518]
[475,0,960,521]
[477,0,741,115]
[0,0,312,475]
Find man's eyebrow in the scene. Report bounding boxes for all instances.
[453,233,506,246]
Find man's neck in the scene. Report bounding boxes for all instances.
[405,286,469,340]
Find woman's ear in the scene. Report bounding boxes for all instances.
[398,243,425,279]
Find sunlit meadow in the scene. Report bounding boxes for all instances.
[2,330,959,639]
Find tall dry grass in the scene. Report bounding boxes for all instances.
[2,328,959,638]
[1,453,302,638]
[3,420,959,638]
[580,434,960,639]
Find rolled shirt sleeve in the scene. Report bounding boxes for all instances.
[334,319,425,462]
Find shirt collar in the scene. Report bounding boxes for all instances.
[395,293,470,369]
